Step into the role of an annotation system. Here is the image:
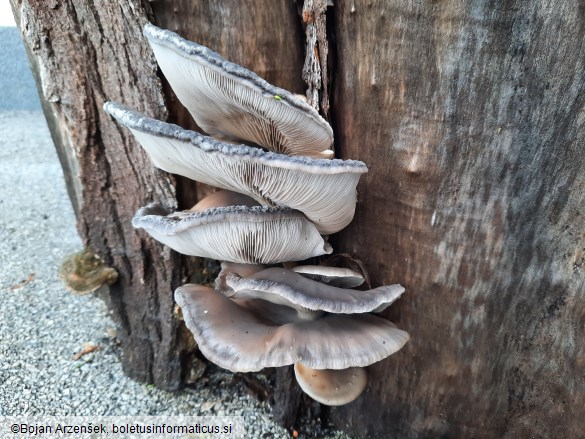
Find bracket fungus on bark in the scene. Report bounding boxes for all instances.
[215,261,267,292]
[103,102,367,235]
[102,22,409,408]
[132,203,332,264]
[143,23,334,159]
[174,284,410,373]
[224,267,404,315]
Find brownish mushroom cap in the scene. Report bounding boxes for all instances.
[103,102,367,234]
[294,364,368,406]
[143,23,334,159]
[190,189,260,211]
[175,284,410,372]
[133,204,332,264]
[224,267,404,314]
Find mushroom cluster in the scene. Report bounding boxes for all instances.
[104,24,409,406]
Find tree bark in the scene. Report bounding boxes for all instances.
[9,0,305,392]
[12,0,585,437]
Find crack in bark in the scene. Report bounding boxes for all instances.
[301,0,330,117]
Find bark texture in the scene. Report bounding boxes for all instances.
[10,0,188,389]
[12,0,585,437]
[328,2,585,438]
[9,0,305,392]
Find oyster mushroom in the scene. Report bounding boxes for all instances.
[189,189,260,211]
[133,203,332,264]
[215,261,267,292]
[143,23,334,159]
[104,102,366,235]
[224,267,404,314]
[294,364,368,406]
[174,284,409,372]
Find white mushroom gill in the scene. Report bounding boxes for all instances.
[132,204,332,264]
[143,23,334,159]
[224,267,404,314]
[104,102,367,235]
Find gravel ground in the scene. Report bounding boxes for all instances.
[0,111,350,439]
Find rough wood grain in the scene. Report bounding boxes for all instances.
[329,1,585,437]
[10,0,186,389]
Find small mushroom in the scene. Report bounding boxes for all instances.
[224,267,404,314]
[292,265,365,288]
[132,203,332,264]
[104,102,367,234]
[175,284,410,372]
[143,23,334,159]
[294,364,367,406]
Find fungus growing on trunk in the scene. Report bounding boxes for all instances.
[132,203,332,264]
[215,261,267,292]
[102,22,409,409]
[143,23,334,159]
[175,284,410,372]
[294,364,368,406]
[103,102,367,235]
[224,267,404,314]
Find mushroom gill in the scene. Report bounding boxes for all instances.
[104,102,366,235]
[143,23,334,159]
[132,203,332,264]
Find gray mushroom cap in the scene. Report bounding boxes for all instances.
[224,267,404,314]
[143,23,334,159]
[292,265,365,288]
[133,204,332,264]
[103,102,367,234]
[174,284,410,372]
[294,364,368,406]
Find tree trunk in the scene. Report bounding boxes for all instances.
[10,0,304,391]
[328,2,585,438]
[12,0,585,437]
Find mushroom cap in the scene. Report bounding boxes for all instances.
[174,284,410,372]
[133,204,332,264]
[103,102,367,234]
[225,267,404,314]
[190,189,260,211]
[143,23,334,159]
[292,265,365,288]
[294,364,368,406]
